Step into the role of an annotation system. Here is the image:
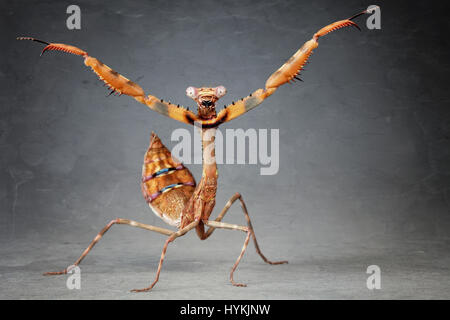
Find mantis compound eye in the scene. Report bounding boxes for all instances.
[186,86,198,99]
[215,85,227,98]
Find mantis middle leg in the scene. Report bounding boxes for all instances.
[203,193,288,265]
[130,220,199,292]
[204,220,251,287]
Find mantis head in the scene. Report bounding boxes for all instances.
[186,86,227,119]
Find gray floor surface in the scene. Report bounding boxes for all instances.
[1,233,449,299]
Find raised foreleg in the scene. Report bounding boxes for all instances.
[212,7,377,125]
[17,37,199,125]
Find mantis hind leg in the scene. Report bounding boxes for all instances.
[43,218,173,276]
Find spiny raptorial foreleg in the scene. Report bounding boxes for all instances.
[265,6,379,89]
[16,37,200,125]
[213,7,377,125]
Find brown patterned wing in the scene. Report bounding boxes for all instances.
[141,132,196,228]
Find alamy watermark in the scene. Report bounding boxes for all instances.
[366,5,381,30]
[65,5,380,31]
[66,265,81,290]
[66,5,81,30]
[366,265,381,290]
[170,125,279,176]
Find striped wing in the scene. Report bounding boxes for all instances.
[141,132,196,227]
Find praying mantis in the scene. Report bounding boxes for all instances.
[18,7,375,292]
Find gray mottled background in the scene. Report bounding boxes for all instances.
[0,0,449,299]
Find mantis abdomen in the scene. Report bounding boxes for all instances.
[141,133,196,227]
